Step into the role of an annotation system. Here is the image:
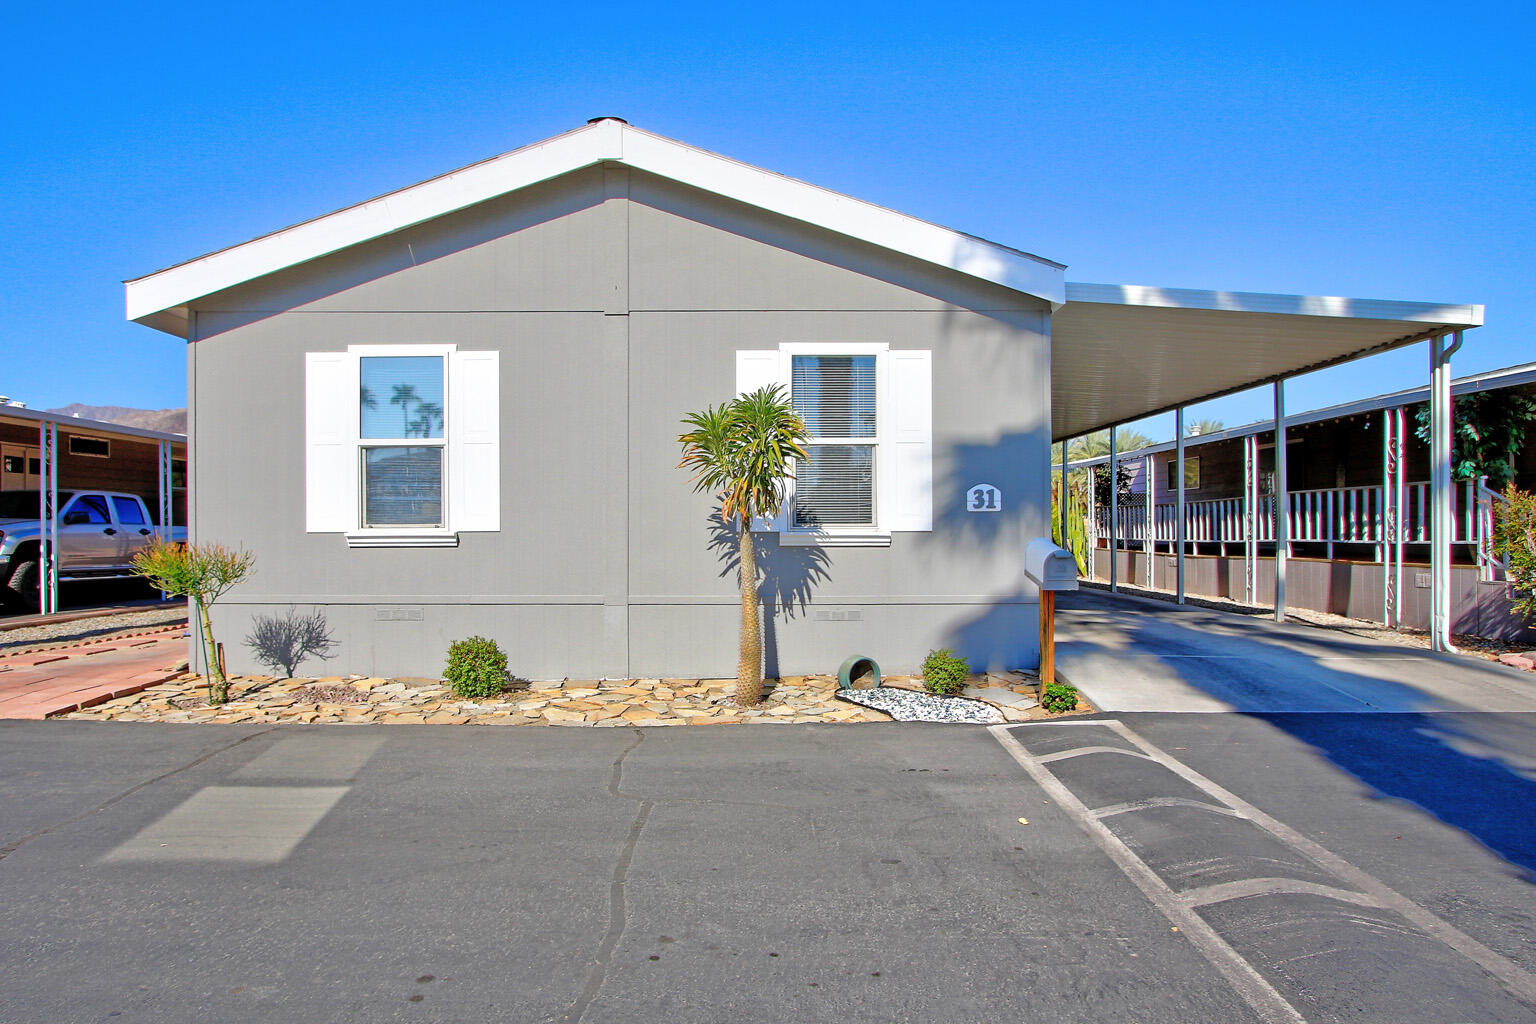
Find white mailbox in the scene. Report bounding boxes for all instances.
[1025,538,1080,591]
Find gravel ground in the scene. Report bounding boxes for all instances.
[836,687,1005,723]
[1079,578,1534,661]
[0,605,189,654]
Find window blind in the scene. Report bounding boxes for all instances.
[792,355,877,437]
[792,446,875,527]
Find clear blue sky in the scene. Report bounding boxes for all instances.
[1,1,1529,441]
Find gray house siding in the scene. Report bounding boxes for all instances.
[188,165,1051,680]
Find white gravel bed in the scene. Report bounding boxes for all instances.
[836,686,1004,723]
[0,605,189,653]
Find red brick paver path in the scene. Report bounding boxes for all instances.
[0,633,189,719]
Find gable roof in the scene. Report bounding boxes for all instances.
[125,119,1066,336]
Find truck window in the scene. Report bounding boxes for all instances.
[65,495,112,525]
[112,496,147,525]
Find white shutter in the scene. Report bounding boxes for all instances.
[735,349,784,398]
[305,352,359,533]
[735,349,789,532]
[888,349,932,531]
[449,350,500,532]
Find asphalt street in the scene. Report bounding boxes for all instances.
[2,717,1534,1024]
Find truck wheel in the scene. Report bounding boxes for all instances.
[6,558,40,609]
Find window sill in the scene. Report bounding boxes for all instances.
[778,531,891,548]
[344,530,459,548]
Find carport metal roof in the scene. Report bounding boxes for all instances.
[1051,283,1484,442]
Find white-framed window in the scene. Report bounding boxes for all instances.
[359,352,447,529]
[736,342,931,546]
[305,344,500,546]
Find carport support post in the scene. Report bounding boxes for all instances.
[1144,453,1154,588]
[1274,380,1288,623]
[37,420,58,615]
[1109,431,1119,593]
[1430,331,1462,652]
[1056,441,1068,547]
[1175,407,1186,604]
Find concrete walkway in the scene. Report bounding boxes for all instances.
[1055,588,1536,713]
[0,632,188,719]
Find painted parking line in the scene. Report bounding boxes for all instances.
[991,720,1536,1024]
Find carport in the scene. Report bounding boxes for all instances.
[1050,282,1484,651]
[0,406,186,614]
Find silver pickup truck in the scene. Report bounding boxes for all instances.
[0,490,187,608]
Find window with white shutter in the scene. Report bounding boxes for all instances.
[791,355,877,529]
[304,344,500,546]
[739,342,930,546]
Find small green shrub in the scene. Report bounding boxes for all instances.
[444,636,510,700]
[1041,682,1079,714]
[921,648,970,696]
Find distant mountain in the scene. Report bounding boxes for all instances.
[45,404,187,434]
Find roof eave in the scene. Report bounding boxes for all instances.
[126,121,1064,336]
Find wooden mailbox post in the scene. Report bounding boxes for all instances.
[1025,538,1080,689]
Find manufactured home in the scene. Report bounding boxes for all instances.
[126,119,1484,677]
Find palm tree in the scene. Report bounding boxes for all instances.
[1067,427,1153,461]
[390,384,420,436]
[1186,418,1224,437]
[678,385,810,706]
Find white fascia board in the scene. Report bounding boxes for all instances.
[620,129,1065,308]
[126,120,1063,331]
[0,405,186,443]
[125,122,625,324]
[1065,282,1484,328]
[1062,359,1536,468]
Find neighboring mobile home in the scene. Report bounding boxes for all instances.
[125,119,1485,678]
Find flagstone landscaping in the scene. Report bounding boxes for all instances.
[60,670,1064,726]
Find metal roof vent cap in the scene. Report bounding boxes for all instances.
[587,116,628,125]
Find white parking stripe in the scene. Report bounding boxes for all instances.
[988,724,1307,1024]
[1093,718,1536,1006]
[993,719,1536,1012]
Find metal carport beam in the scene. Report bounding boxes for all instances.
[1050,284,1484,442]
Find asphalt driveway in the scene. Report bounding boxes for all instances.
[3,718,1534,1023]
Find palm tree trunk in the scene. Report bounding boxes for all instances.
[736,513,763,706]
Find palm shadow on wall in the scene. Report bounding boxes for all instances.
[931,431,1051,672]
[708,511,832,680]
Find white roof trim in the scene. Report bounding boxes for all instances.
[0,405,186,444]
[126,120,1065,330]
[1061,359,1536,468]
[1065,282,1484,327]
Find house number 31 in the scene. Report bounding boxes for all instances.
[967,484,1002,512]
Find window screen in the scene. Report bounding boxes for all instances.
[362,447,443,527]
[792,355,877,529]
